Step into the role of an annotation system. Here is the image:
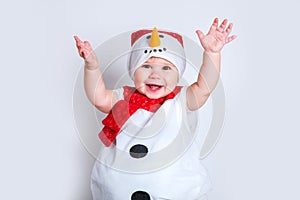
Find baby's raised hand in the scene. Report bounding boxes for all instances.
[196,18,236,53]
[74,36,98,67]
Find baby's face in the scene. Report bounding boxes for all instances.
[133,57,179,99]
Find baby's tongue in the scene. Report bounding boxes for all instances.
[148,84,161,91]
[150,85,159,90]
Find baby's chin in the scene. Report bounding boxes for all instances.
[143,89,174,100]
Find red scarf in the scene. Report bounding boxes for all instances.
[99,86,182,146]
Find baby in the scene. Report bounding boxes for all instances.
[75,18,236,200]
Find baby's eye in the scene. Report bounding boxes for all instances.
[162,66,171,70]
[142,65,151,69]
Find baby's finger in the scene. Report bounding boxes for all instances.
[208,18,218,34]
[74,35,80,42]
[74,36,82,45]
[196,30,205,41]
[226,35,237,44]
[84,41,93,51]
[84,40,91,46]
[79,49,88,58]
[225,23,233,36]
[74,37,85,49]
[218,19,228,32]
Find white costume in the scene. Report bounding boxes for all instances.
[91,28,211,200]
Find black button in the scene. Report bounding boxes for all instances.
[131,191,150,200]
[130,144,148,158]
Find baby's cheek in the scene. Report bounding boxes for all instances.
[165,83,177,92]
[134,82,142,91]
[168,76,179,86]
[134,82,146,94]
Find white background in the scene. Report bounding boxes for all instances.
[1,0,299,199]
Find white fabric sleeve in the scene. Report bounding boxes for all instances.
[178,86,209,159]
[177,86,191,112]
[112,87,124,101]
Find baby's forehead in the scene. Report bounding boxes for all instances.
[143,57,178,72]
[144,57,176,66]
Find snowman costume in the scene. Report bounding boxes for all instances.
[91,28,211,200]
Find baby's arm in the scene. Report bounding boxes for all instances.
[186,18,236,111]
[74,36,117,113]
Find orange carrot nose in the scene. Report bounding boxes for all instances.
[149,27,161,47]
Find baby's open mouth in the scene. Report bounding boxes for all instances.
[146,84,163,91]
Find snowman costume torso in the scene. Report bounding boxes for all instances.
[91,86,211,200]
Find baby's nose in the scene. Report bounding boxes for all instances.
[149,70,161,79]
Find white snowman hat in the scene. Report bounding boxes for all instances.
[128,27,186,79]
